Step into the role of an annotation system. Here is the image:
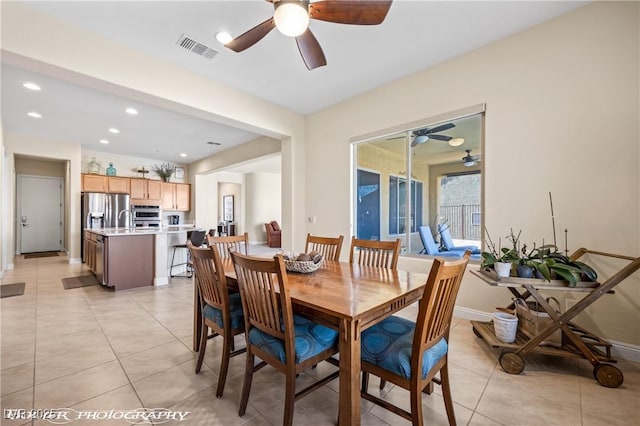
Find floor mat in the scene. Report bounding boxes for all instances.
[62,275,99,290]
[24,252,59,259]
[1,283,26,298]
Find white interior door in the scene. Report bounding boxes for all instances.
[19,175,63,253]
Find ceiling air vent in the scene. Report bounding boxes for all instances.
[177,34,218,59]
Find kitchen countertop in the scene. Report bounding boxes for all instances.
[85,225,197,237]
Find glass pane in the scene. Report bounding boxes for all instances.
[356,169,380,240]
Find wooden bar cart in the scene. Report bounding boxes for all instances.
[470,248,640,388]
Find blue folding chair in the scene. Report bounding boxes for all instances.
[438,224,481,254]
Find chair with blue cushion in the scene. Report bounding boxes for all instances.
[418,225,465,258]
[189,244,246,398]
[230,251,340,426]
[438,224,481,254]
[349,236,402,268]
[361,251,471,426]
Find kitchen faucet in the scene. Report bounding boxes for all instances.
[118,209,132,229]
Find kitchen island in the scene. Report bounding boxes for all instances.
[84,226,196,290]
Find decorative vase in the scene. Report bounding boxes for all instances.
[106,162,116,176]
[87,157,101,174]
[516,264,534,278]
[494,262,512,278]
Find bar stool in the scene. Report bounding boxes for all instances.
[170,230,206,278]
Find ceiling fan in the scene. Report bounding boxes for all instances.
[462,149,481,167]
[410,123,455,147]
[225,0,393,70]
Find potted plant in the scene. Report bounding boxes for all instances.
[480,228,519,277]
[527,245,598,287]
[151,162,177,182]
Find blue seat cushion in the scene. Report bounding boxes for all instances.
[248,315,338,364]
[361,316,448,380]
[202,292,244,330]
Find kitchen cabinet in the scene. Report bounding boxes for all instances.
[130,178,162,204]
[85,231,97,272]
[161,182,191,211]
[107,176,130,193]
[82,174,107,192]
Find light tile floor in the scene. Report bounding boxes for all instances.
[1,252,639,425]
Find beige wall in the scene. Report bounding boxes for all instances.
[245,172,282,244]
[1,121,5,274]
[82,150,187,183]
[306,2,639,345]
[15,157,66,177]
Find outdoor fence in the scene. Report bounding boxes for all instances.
[439,204,481,241]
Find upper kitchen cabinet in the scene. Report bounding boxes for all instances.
[82,174,107,192]
[161,182,191,211]
[130,178,162,204]
[107,177,130,194]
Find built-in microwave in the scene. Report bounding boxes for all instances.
[131,205,161,227]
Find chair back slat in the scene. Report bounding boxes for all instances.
[189,244,228,311]
[349,237,401,269]
[414,251,471,353]
[305,234,344,261]
[207,232,249,259]
[231,252,292,342]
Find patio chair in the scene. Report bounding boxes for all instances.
[438,224,481,254]
[360,251,471,426]
[418,226,465,258]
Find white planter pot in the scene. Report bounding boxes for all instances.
[494,262,512,278]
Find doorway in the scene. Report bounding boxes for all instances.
[17,175,63,253]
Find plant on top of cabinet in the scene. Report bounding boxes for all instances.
[152,162,177,182]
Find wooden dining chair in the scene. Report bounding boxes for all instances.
[349,236,402,269]
[206,232,249,259]
[229,251,340,426]
[360,251,471,426]
[189,243,246,398]
[304,233,344,261]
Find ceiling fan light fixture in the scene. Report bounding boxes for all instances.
[414,135,429,144]
[449,137,465,147]
[215,31,233,45]
[274,2,309,37]
[463,160,476,167]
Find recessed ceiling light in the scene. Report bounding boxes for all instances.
[99,139,109,144]
[27,112,42,118]
[23,82,41,91]
[180,153,188,157]
[215,31,233,45]
[449,138,465,147]
[108,128,120,134]
[125,107,138,115]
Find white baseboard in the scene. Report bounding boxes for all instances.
[453,306,640,362]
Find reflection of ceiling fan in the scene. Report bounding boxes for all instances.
[225,0,393,70]
[462,149,481,167]
[410,123,455,147]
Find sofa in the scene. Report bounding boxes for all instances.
[265,221,281,248]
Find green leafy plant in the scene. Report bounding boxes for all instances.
[151,162,176,182]
[480,228,519,269]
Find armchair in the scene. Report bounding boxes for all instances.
[265,220,281,248]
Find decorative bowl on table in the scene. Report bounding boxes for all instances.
[280,251,323,273]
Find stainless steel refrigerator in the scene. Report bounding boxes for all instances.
[81,192,130,261]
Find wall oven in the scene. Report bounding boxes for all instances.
[131,205,161,228]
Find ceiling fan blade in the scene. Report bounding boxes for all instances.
[427,122,455,134]
[429,134,453,141]
[309,0,393,25]
[295,29,327,70]
[225,17,275,52]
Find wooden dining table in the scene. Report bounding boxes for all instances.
[193,258,429,426]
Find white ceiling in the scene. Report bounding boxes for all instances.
[1,1,587,165]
